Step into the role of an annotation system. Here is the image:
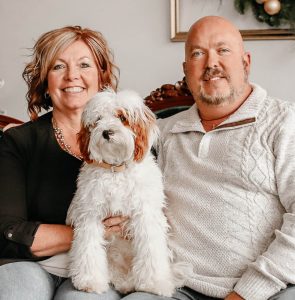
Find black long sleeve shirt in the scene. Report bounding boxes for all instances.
[0,112,82,260]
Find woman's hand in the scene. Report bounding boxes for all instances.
[103,215,129,239]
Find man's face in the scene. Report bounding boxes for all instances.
[183,20,250,106]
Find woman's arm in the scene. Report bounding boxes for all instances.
[31,216,128,257]
[30,224,73,257]
[0,127,35,258]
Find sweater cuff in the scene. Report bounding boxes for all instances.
[234,268,283,300]
[4,221,41,247]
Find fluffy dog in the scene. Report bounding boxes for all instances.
[66,89,180,296]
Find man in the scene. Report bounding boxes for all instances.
[155,16,295,300]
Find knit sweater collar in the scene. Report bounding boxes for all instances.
[170,83,267,133]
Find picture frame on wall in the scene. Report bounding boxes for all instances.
[170,0,295,41]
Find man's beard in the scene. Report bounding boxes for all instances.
[199,84,235,105]
[198,62,248,106]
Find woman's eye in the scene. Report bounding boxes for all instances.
[52,64,65,70]
[81,62,90,68]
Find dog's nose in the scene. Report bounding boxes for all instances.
[102,130,114,140]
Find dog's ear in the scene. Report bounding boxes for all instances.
[144,106,159,148]
[117,108,146,161]
[78,125,92,163]
[133,121,148,162]
[133,106,157,162]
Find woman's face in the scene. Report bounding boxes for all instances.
[47,40,99,114]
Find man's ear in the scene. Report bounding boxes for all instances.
[183,62,187,76]
[243,52,251,74]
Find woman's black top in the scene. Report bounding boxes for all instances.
[0,112,82,260]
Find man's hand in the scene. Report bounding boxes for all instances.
[103,215,129,239]
[224,291,244,300]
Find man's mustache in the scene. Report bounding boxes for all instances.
[202,67,229,81]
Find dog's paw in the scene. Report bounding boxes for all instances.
[112,279,135,294]
[136,279,175,297]
[72,276,109,294]
[115,285,135,295]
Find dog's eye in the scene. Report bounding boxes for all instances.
[88,123,96,130]
[95,116,102,123]
[119,115,127,123]
[88,116,102,130]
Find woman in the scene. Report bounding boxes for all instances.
[0,26,125,300]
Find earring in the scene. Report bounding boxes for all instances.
[44,92,50,99]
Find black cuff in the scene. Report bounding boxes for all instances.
[4,221,41,246]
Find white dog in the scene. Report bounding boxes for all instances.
[66,89,182,296]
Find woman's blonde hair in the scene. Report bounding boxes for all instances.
[22,26,119,120]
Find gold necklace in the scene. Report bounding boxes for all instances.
[52,117,83,161]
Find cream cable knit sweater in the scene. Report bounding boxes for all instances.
[157,84,295,300]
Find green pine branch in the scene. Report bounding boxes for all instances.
[234,0,295,28]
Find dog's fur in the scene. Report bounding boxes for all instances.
[66,89,179,296]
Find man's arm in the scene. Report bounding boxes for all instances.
[234,106,295,300]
